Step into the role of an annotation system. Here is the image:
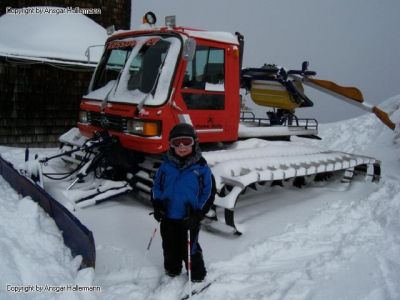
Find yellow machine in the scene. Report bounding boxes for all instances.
[250,79,306,109]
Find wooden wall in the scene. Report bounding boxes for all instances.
[0,59,93,146]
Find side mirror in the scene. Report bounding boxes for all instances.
[183,38,196,61]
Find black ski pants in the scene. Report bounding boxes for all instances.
[160,218,206,281]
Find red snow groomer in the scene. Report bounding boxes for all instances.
[26,13,394,234]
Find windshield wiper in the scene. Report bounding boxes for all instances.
[100,68,125,112]
[101,51,132,112]
[136,53,168,114]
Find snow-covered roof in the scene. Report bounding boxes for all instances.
[182,29,239,45]
[0,7,108,65]
[112,27,239,45]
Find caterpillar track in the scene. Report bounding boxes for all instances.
[206,142,379,234]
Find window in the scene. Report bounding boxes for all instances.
[92,47,132,91]
[183,46,225,91]
[182,46,225,110]
[127,39,170,93]
[88,36,181,105]
[182,93,224,110]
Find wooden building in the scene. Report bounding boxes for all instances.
[0,0,130,147]
[0,0,131,30]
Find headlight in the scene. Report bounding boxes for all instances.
[79,111,89,123]
[125,119,160,137]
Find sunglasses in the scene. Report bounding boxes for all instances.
[170,136,194,148]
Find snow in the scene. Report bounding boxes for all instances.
[0,95,400,299]
[182,30,239,45]
[0,176,96,299]
[0,7,107,64]
[205,82,224,92]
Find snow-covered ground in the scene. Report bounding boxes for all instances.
[0,96,399,300]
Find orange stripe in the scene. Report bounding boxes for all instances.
[373,107,396,130]
[309,78,364,102]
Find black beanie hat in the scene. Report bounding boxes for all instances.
[169,123,197,140]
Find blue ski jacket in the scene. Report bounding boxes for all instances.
[152,156,213,220]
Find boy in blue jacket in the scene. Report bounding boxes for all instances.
[151,123,215,282]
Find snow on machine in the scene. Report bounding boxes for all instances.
[17,13,394,236]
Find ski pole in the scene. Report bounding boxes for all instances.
[134,222,159,282]
[146,224,159,253]
[187,227,192,299]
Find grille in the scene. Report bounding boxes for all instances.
[88,112,127,132]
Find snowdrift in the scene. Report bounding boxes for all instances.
[0,156,95,268]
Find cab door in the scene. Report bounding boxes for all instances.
[176,41,239,143]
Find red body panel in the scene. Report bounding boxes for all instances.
[174,38,240,143]
[78,28,241,154]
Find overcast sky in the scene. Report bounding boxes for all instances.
[131,0,400,122]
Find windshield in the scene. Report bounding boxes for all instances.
[86,35,181,106]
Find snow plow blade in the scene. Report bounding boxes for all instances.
[0,156,96,269]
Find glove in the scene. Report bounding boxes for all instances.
[152,200,165,222]
[183,211,203,230]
